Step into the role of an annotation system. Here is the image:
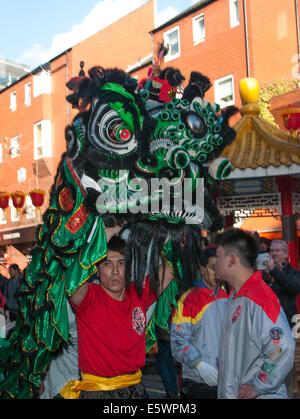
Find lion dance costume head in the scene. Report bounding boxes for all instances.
[0,53,237,398]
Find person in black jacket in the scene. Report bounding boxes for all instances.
[262,239,300,328]
[262,239,300,399]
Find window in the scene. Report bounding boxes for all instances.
[10,136,20,159]
[163,26,180,62]
[230,0,240,28]
[0,209,6,225]
[25,195,35,220]
[25,82,31,106]
[10,199,19,223]
[0,144,2,163]
[214,75,235,108]
[34,120,52,159]
[17,167,27,183]
[10,91,16,111]
[33,70,51,97]
[193,13,205,44]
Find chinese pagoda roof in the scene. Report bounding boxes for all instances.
[221,81,300,175]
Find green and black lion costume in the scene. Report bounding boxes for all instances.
[0,57,237,398]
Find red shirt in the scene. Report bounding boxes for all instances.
[73,277,157,377]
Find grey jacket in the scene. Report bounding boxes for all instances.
[171,283,228,383]
[218,271,295,399]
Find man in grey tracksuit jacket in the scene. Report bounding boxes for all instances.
[216,229,295,399]
[218,270,295,399]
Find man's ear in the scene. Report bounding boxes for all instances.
[228,253,236,268]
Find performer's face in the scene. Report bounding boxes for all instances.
[215,245,231,283]
[200,256,217,291]
[97,250,126,301]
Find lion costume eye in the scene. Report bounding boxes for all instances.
[109,122,132,142]
[184,111,207,138]
[88,103,137,156]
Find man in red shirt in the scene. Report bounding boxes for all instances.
[69,225,174,399]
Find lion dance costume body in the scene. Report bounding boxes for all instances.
[0,58,237,398]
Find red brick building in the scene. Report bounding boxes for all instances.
[149,0,300,117]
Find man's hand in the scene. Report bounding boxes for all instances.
[238,384,259,399]
[262,257,275,271]
[196,361,218,387]
[157,259,174,296]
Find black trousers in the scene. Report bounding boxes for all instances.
[180,379,217,399]
[79,381,149,399]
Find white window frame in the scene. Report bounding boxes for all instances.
[33,70,51,97]
[25,82,31,106]
[10,136,20,159]
[193,13,205,45]
[214,74,235,108]
[163,26,181,62]
[34,120,52,160]
[229,0,240,28]
[25,195,35,220]
[17,167,27,183]
[0,144,3,163]
[9,199,20,223]
[0,209,6,225]
[10,91,17,111]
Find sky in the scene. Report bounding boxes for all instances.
[1,0,198,70]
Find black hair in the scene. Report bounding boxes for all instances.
[217,228,258,269]
[200,247,216,267]
[9,264,20,271]
[259,237,270,246]
[107,236,126,257]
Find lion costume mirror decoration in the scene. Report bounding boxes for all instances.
[0,53,237,398]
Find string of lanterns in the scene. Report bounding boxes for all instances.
[0,189,45,215]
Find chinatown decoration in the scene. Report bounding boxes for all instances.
[281,106,300,136]
[0,192,9,213]
[10,191,26,213]
[29,189,45,209]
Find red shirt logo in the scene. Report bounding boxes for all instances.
[132,307,145,335]
[232,305,242,324]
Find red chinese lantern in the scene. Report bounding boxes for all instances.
[280,106,300,133]
[0,192,9,212]
[29,189,45,209]
[11,191,26,213]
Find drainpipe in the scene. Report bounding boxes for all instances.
[66,50,70,125]
[295,0,300,75]
[243,0,251,77]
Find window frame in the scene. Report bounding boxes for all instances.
[33,120,52,160]
[214,74,235,108]
[10,136,20,159]
[229,0,240,28]
[25,195,35,220]
[163,25,181,63]
[0,209,7,225]
[10,91,17,112]
[9,198,20,223]
[33,70,51,97]
[25,82,32,106]
[193,13,206,45]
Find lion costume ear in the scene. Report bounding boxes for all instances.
[182,71,212,101]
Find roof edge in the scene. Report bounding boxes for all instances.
[151,0,217,34]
